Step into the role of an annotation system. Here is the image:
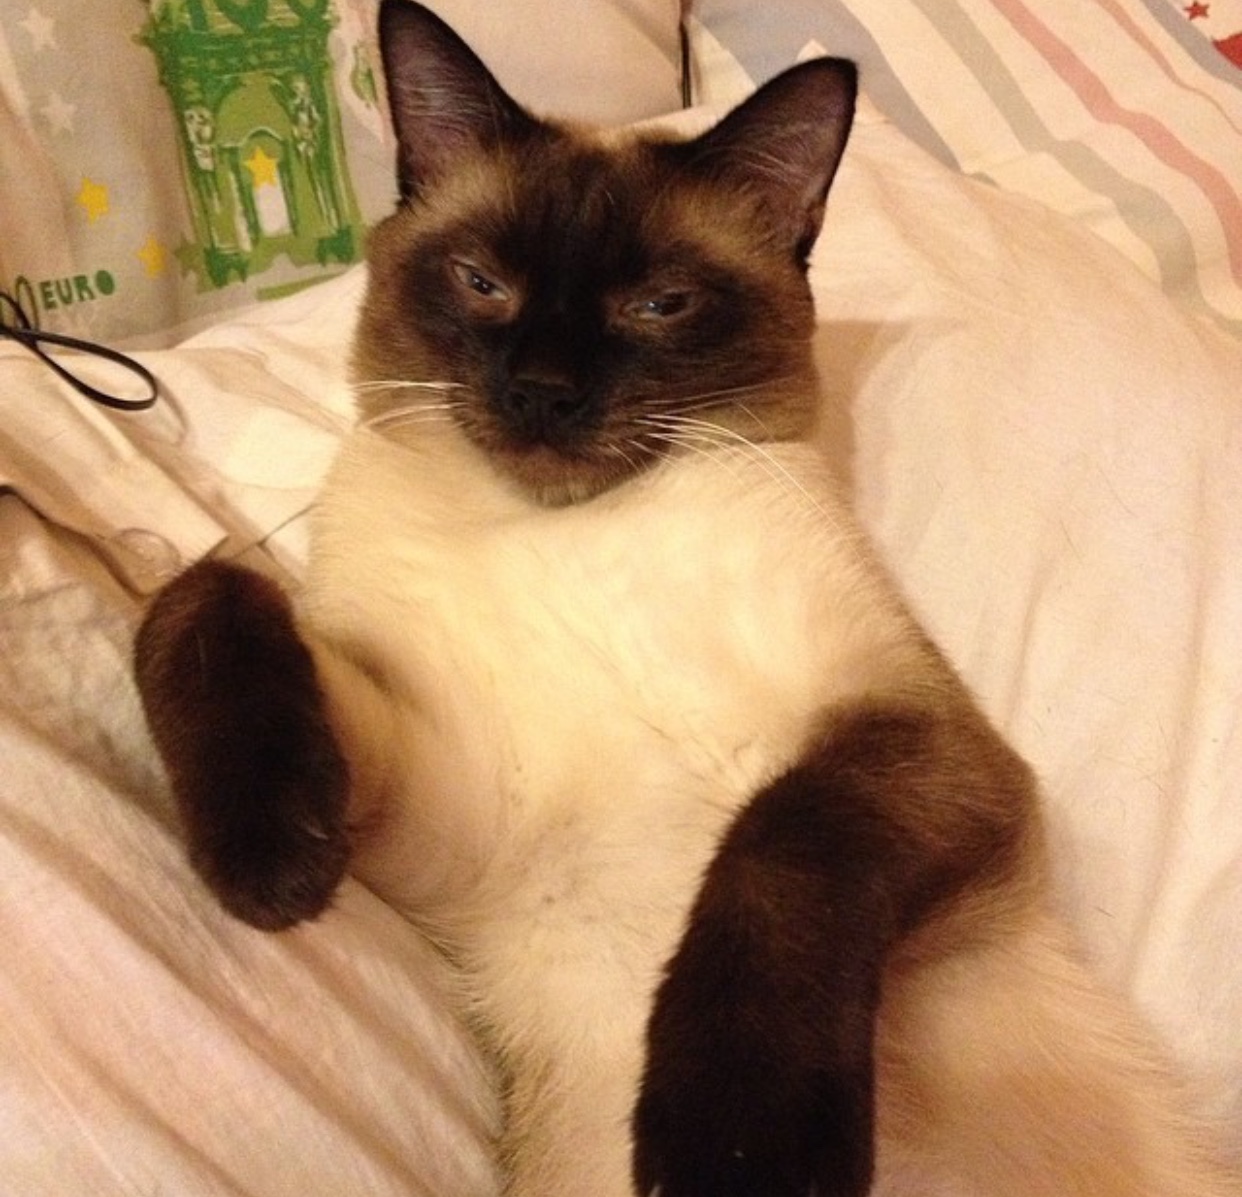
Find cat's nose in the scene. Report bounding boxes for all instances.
[499,376,589,440]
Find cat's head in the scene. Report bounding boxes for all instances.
[355,0,856,505]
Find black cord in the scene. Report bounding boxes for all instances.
[0,290,159,412]
[679,16,693,109]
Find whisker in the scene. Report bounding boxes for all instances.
[654,376,801,416]
[353,379,466,394]
[362,401,464,432]
[638,414,832,521]
[641,429,760,490]
[355,379,473,435]
[735,401,777,442]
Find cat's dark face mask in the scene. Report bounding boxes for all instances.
[353,0,855,505]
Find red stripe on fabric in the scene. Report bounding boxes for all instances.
[1096,0,1242,137]
[990,0,1242,286]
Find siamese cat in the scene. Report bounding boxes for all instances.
[134,3,1239,1194]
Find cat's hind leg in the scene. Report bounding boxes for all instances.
[874,908,1241,1196]
[134,559,354,930]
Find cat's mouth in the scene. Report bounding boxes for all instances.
[460,383,661,505]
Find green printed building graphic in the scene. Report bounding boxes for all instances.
[141,0,366,290]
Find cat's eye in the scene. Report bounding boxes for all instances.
[622,289,697,323]
[450,259,513,305]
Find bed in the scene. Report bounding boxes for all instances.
[1,1,1240,1192]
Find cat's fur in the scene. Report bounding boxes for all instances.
[134,3,1239,1194]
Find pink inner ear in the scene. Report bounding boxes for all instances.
[681,57,856,262]
[379,0,537,202]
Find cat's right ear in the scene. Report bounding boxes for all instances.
[378,0,537,203]
[683,57,857,267]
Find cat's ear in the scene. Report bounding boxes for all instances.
[378,0,538,203]
[686,58,857,266]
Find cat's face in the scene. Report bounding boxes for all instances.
[355,1,856,506]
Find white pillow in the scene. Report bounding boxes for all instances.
[421,0,684,124]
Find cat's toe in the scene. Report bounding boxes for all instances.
[633,866,878,1197]
[191,774,352,931]
[633,1061,874,1197]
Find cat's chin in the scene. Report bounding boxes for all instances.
[485,442,650,507]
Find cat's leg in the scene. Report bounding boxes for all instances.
[633,693,1042,1197]
[873,908,1241,1197]
[133,559,392,930]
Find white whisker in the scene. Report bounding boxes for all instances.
[654,376,800,417]
[362,401,465,432]
[603,439,645,476]
[734,402,777,442]
[355,378,473,436]
[641,429,761,491]
[353,379,466,394]
[636,413,831,520]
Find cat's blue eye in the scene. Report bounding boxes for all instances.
[450,259,512,303]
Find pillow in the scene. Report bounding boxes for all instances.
[685,0,1242,339]
[0,0,682,347]
[421,0,684,125]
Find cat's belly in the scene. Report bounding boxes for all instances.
[302,429,923,1192]
[306,430,913,908]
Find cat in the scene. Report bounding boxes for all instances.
[133,3,1240,1195]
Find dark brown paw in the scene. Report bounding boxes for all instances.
[633,966,876,1197]
[134,559,351,930]
[633,763,887,1197]
[187,779,351,933]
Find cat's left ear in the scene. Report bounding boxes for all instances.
[686,58,857,266]
[378,0,538,203]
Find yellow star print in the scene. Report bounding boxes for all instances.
[77,177,109,223]
[137,235,166,278]
[245,145,279,188]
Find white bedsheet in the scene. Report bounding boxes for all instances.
[2,104,1239,1192]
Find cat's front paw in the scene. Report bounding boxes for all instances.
[632,921,878,1197]
[188,766,352,933]
[134,560,351,931]
[632,772,882,1197]
[632,1019,875,1197]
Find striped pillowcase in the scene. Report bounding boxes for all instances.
[687,0,1242,338]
